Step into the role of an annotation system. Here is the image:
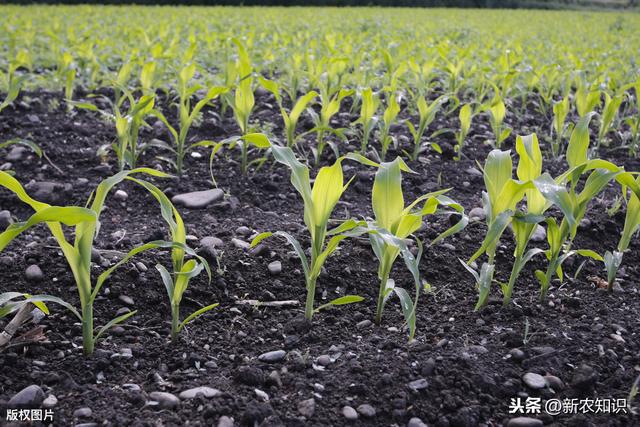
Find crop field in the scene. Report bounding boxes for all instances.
[1,4,640,426]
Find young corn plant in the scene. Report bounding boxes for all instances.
[551,96,571,159]
[75,92,156,171]
[466,149,534,310]
[602,174,640,291]
[0,51,30,113]
[250,144,363,321]
[355,88,379,155]
[404,95,448,161]
[379,93,401,161]
[259,77,318,148]
[532,115,640,300]
[485,95,511,148]
[349,154,467,338]
[308,88,354,165]
[131,179,216,342]
[0,168,186,355]
[226,40,256,174]
[152,63,227,175]
[596,92,623,152]
[574,78,601,118]
[453,103,474,160]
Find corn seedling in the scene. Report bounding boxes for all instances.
[532,114,640,300]
[308,88,353,165]
[355,88,379,155]
[250,144,363,321]
[603,174,640,291]
[551,96,571,159]
[466,148,535,309]
[130,178,216,342]
[379,92,401,160]
[485,95,511,148]
[151,63,227,174]
[259,77,318,149]
[349,154,467,338]
[0,168,189,355]
[453,103,475,160]
[404,95,448,161]
[596,92,623,152]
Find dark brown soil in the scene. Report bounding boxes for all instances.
[0,90,638,427]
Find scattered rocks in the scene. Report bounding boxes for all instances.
[0,210,13,230]
[530,224,546,242]
[171,188,224,209]
[217,416,234,427]
[522,372,547,389]
[258,350,286,363]
[118,295,134,306]
[356,319,372,329]
[179,386,221,400]
[7,146,26,161]
[25,264,44,282]
[232,238,250,250]
[148,391,180,410]
[316,354,332,366]
[236,226,252,236]
[74,407,92,418]
[507,417,543,427]
[408,417,427,427]
[8,385,45,408]
[407,378,429,391]
[469,207,486,221]
[254,388,269,401]
[267,261,282,276]
[356,404,376,418]
[297,398,315,418]
[42,395,58,409]
[342,405,358,421]
[113,190,128,201]
[544,375,564,391]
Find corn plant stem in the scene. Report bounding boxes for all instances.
[304,276,318,321]
[411,133,423,162]
[82,304,94,356]
[374,270,390,326]
[241,142,248,175]
[360,132,369,155]
[504,254,523,306]
[315,129,325,165]
[171,304,180,342]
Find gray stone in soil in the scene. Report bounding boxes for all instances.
[544,375,564,391]
[118,295,134,306]
[316,355,331,366]
[171,189,223,209]
[407,378,429,391]
[179,386,221,400]
[113,190,128,201]
[149,391,180,410]
[509,348,526,361]
[8,385,45,408]
[356,404,376,418]
[201,236,224,248]
[0,210,13,231]
[25,264,44,282]
[268,261,282,275]
[232,238,250,250]
[571,364,598,390]
[218,416,234,427]
[74,407,92,418]
[356,319,372,329]
[530,224,546,242]
[7,146,26,161]
[297,398,315,418]
[407,417,427,427]
[258,350,286,363]
[507,417,543,427]
[469,207,486,221]
[342,405,358,420]
[42,395,58,409]
[522,372,547,389]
